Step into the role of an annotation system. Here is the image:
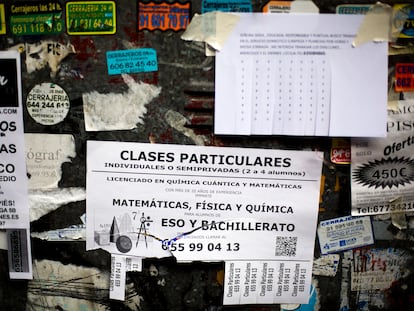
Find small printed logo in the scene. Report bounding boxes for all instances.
[353,157,414,188]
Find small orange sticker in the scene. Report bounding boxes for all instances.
[262,0,291,13]
[395,63,414,92]
[138,1,191,32]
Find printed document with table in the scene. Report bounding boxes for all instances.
[215,13,388,137]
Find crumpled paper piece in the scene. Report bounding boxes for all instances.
[83,74,161,131]
[25,41,76,78]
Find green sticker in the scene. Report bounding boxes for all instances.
[66,1,116,35]
[10,1,64,36]
[336,4,371,15]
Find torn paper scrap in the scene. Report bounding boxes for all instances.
[0,231,7,250]
[25,134,76,189]
[290,0,319,13]
[352,2,392,47]
[390,197,407,230]
[32,214,86,240]
[7,229,33,279]
[83,74,161,131]
[29,187,85,222]
[313,254,340,276]
[27,259,109,311]
[164,110,208,145]
[31,224,86,241]
[25,41,76,78]
[181,11,240,51]
[351,248,411,291]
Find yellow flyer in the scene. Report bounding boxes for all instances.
[66,1,116,35]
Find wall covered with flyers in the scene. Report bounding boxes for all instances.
[1,0,414,310]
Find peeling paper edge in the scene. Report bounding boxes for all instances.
[83,74,161,131]
[24,41,76,78]
[28,259,110,310]
[31,213,86,241]
[339,251,352,311]
[164,110,208,145]
[31,227,86,241]
[0,231,7,250]
[29,187,86,222]
[390,197,408,230]
[352,2,392,47]
[181,12,240,52]
[25,133,76,189]
[312,254,340,277]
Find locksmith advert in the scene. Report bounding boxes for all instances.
[86,141,323,262]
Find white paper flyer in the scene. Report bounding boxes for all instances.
[215,13,388,137]
[86,141,323,262]
[351,100,414,216]
[0,51,30,229]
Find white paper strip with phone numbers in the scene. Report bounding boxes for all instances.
[223,260,313,304]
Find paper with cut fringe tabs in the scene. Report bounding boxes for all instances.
[214,13,388,137]
[86,141,323,263]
